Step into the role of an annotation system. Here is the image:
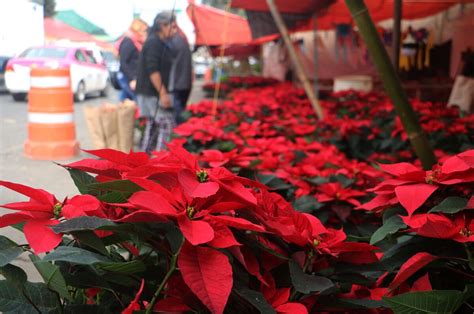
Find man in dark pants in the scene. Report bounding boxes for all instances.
[168,23,193,125]
[135,11,176,153]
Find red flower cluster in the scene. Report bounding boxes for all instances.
[360,150,474,243]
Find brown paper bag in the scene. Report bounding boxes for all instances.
[100,104,120,150]
[117,100,136,152]
[83,106,106,149]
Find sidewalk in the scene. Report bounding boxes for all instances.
[0,80,206,281]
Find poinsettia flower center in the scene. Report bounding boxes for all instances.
[460,227,473,237]
[196,169,209,183]
[313,239,320,247]
[53,202,63,218]
[186,206,196,219]
[425,169,440,184]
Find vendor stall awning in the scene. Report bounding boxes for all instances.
[44,18,114,51]
[231,0,336,14]
[233,0,473,36]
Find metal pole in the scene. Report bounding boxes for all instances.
[392,0,402,69]
[345,0,436,169]
[266,0,324,119]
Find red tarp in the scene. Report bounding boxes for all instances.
[187,0,252,46]
[44,18,114,51]
[311,0,458,30]
[232,0,472,31]
[230,0,334,14]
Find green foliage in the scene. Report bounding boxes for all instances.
[384,290,465,314]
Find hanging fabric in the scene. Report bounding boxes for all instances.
[335,23,353,63]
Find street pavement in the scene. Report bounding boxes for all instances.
[0,81,205,281]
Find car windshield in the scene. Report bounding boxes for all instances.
[101,51,117,62]
[20,47,68,59]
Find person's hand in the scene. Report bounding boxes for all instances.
[160,92,172,109]
[129,80,136,90]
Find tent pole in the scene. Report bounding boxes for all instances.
[345,0,436,169]
[313,14,319,100]
[392,0,402,69]
[266,0,324,119]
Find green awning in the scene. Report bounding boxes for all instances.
[55,10,108,36]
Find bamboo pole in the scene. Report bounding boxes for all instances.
[266,0,324,119]
[345,0,436,169]
[392,0,402,69]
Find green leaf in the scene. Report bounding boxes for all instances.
[293,195,323,213]
[289,259,334,294]
[305,176,329,185]
[234,288,276,314]
[0,236,22,267]
[51,216,116,234]
[0,280,60,313]
[217,141,236,152]
[332,174,355,188]
[370,215,406,245]
[337,298,387,309]
[87,180,142,194]
[164,224,184,255]
[97,260,146,274]
[293,150,307,164]
[66,168,97,194]
[71,231,109,256]
[383,290,464,314]
[64,305,102,314]
[30,255,72,301]
[0,264,27,292]
[43,246,111,265]
[256,174,292,190]
[429,197,468,214]
[97,191,129,203]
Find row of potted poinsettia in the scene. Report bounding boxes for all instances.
[0,81,473,313]
[173,82,474,312]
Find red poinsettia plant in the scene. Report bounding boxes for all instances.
[1,144,392,313]
[2,79,474,313]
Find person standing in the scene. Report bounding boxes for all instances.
[116,18,148,101]
[135,11,176,153]
[168,23,193,125]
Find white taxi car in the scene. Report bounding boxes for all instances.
[5,45,110,102]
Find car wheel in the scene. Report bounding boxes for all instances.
[74,81,86,102]
[100,79,111,97]
[12,93,27,102]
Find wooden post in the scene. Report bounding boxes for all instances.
[392,0,402,69]
[266,0,324,119]
[345,0,436,169]
[313,14,319,99]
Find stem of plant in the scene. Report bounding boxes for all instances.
[145,241,184,314]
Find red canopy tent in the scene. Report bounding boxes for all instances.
[187,0,252,46]
[231,0,468,34]
[187,1,279,57]
[44,18,114,51]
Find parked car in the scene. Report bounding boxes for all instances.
[5,45,110,102]
[101,50,120,90]
[194,59,211,79]
[0,56,9,92]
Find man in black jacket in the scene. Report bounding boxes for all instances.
[136,11,176,152]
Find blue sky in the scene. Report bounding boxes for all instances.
[56,0,198,43]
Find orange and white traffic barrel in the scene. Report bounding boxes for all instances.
[24,67,79,160]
